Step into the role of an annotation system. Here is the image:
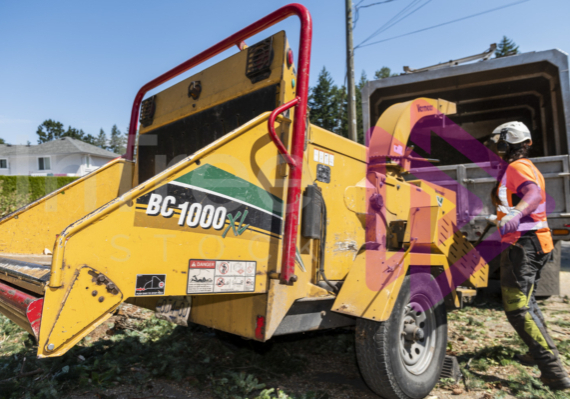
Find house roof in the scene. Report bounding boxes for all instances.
[0,137,119,158]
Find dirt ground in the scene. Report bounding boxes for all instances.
[45,294,570,399]
[2,274,570,399]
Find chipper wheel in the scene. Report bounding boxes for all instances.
[355,273,447,399]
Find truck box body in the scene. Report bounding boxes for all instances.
[362,49,570,295]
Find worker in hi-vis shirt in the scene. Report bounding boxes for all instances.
[487,122,570,391]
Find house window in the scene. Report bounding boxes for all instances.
[38,157,51,171]
[0,159,7,169]
[84,155,91,168]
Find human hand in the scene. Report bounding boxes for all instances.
[499,209,522,235]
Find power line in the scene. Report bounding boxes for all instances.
[353,0,397,29]
[361,0,421,43]
[356,0,432,48]
[357,0,424,47]
[359,0,398,9]
[357,0,531,49]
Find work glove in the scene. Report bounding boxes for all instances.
[487,215,498,225]
[499,209,522,235]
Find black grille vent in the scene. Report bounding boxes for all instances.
[140,96,157,127]
[245,37,274,84]
[137,85,278,183]
[440,355,462,383]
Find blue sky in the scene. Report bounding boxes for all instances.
[1,0,569,145]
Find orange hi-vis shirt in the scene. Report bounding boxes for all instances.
[496,158,553,253]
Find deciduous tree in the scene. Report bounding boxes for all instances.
[36,120,65,143]
[374,66,398,79]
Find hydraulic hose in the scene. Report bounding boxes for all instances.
[314,186,339,294]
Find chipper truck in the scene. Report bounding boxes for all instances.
[0,4,488,398]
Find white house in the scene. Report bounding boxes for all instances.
[0,137,119,177]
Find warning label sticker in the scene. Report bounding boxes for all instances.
[187,259,256,294]
[135,274,166,296]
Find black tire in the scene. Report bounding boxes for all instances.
[355,272,447,399]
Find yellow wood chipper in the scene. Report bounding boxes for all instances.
[0,4,488,398]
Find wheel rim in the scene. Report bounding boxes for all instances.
[398,294,436,375]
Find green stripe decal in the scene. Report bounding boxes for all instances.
[174,164,284,218]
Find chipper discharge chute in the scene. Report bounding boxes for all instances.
[0,5,488,399]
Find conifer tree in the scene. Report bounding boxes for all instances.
[308,67,342,133]
[495,36,519,58]
[355,72,368,144]
[95,129,108,149]
[108,125,127,154]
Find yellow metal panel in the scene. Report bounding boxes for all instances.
[383,176,413,222]
[265,264,331,339]
[334,252,402,321]
[304,126,367,280]
[140,32,287,134]
[407,181,488,289]
[0,159,133,254]
[332,250,448,321]
[309,125,367,162]
[343,180,368,215]
[190,293,267,339]
[445,230,489,289]
[43,266,123,356]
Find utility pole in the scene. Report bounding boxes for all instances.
[345,0,358,142]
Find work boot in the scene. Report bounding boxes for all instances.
[514,351,536,366]
[540,376,570,391]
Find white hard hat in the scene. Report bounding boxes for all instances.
[490,121,532,145]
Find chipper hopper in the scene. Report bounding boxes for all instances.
[0,4,488,398]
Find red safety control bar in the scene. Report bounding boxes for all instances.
[124,4,312,283]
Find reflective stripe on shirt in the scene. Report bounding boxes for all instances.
[519,220,549,230]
